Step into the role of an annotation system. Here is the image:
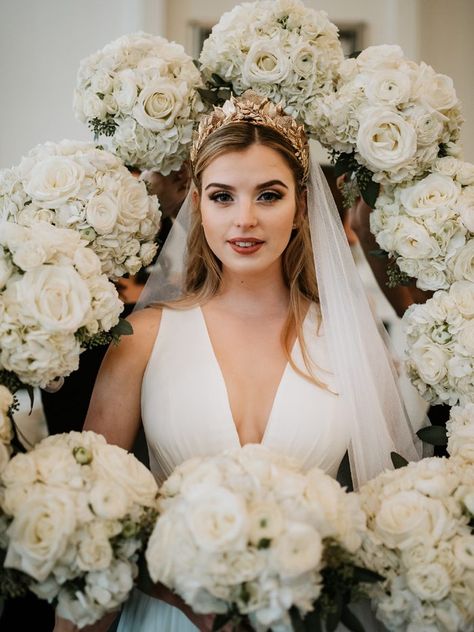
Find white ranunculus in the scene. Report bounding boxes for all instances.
[113,70,138,111]
[413,108,445,147]
[400,173,460,217]
[356,44,404,72]
[248,501,284,545]
[185,485,248,552]
[357,107,417,172]
[456,162,474,186]
[365,69,411,105]
[89,480,130,519]
[292,45,316,79]
[133,79,185,131]
[272,522,322,578]
[33,445,81,487]
[420,67,458,112]
[242,39,291,85]
[15,265,91,333]
[85,192,118,235]
[457,320,474,354]
[4,491,77,581]
[23,156,85,208]
[406,563,451,602]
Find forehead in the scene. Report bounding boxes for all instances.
[202,144,294,186]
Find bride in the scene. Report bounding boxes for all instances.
[54,92,420,632]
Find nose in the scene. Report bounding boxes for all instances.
[234,198,257,228]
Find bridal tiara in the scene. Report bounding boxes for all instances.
[190,91,310,182]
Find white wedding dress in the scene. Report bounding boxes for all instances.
[117,305,380,631]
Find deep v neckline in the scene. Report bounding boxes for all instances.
[197,305,302,448]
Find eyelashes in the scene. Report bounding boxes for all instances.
[208,190,284,204]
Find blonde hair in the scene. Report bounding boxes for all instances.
[167,122,327,388]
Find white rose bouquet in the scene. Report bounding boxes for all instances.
[199,0,343,135]
[0,221,124,389]
[446,403,474,463]
[0,139,161,279]
[146,444,373,632]
[0,431,158,628]
[370,157,474,290]
[74,32,204,173]
[0,385,14,474]
[358,457,474,632]
[403,281,474,405]
[317,45,463,203]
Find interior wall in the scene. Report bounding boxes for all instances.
[0,0,166,168]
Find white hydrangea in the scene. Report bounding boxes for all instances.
[402,281,474,406]
[1,431,158,627]
[0,222,123,388]
[0,139,161,280]
[446,403,474,462]
[199,0,343,136]
[358,457,474,632]
[74,32,205,173]
[146,444,366,631]
[371,157,474,291]
[317,45,463,186]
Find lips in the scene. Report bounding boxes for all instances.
[227,237,264,254]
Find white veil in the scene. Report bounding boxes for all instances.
[135,141,422,488]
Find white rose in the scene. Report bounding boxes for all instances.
[117,177,149,225]
[23,156,85,208]
[457,320,474,354]
[449,240,474,283]
[455,162,474,186]
[458,187,474,231]
[272,522,322,578]
[85,192,118,235]
[74,247,102,278]
[356,45,405,72]
[33,445,81,487]
[393,218,440,259]
[400,173,460,217]
[185,485,248,552]
[357,107,417,172]
[139,241,157,266]
[90,71,114,96]
[92,444,158,507]
[146,512,181,585]
[406,563,451,601]
[420,67,458,111]
[113,69,138,111]
[242,39,291,85]
[365,69,411,105]
[81,91,107,119]
[4,491,76,581]
[453,536,474,569]
[12,242,48,271]
[375,491,449,549]
[133,79,186,131]
[15,265,91,333]
[412,108,445,147]
[408,336,449,385]
[87,276,122,331]
[0,254,13,290]
[77,528,113,571]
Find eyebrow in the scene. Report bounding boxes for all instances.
[204,179,289,191]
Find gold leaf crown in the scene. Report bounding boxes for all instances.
[191,91,309,182]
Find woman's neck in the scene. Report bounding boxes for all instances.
[212,266,290,318]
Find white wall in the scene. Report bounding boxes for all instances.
[0,0,166,167]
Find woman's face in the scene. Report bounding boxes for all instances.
[199,144,298,278]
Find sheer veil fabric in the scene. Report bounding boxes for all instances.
[135,141,422,488]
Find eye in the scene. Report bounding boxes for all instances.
[258,190,283,203]
[209,191,233,204]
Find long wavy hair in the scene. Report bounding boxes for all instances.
[167,122,327,387]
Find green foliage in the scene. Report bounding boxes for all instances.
[76,317,134,350]
[417,425,448,447]
[333,152,380,208]
[386,260,412,288]
[198,74,235,108]
[88,116,118,141]
[391,452,409,469]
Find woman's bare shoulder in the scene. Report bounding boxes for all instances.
[113,306,163,359]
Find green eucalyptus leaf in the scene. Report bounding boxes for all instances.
[368,249,389,259]
[325,591,343,632]
[289,606,306,632]
[340,606,365,632]
[391,452,408,469]
[111,318,134,337]
[353,566,384,584]
[302,609,323,632]
[197,88,220,105]
[334,153,354,178]
[417,425,448,446]
[359,178,380,208]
